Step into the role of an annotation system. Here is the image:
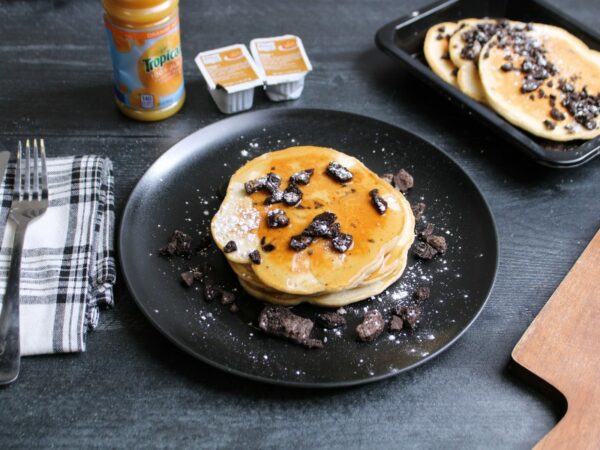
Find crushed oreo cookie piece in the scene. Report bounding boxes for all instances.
[264,190,284,205]
[159,230,193,258]
[389,315,404,332]
[282,184,303,206]
[419,222,435,239]
[258,306,320,348]
[394,304,422,329]
[392,169,414,193]
[316,312,347,329]
[500,62,513,71]
[369,189,388,215]
[414,286,431,302]
[326,162,353,183]
[180,271,195,287]
[331,233,353,253]
[303,212,337,237]
[220,290,236,305]
[411,202,426,221]
[543,119,556,130]
[290,169,314,185]
[426,234,447,253]
[303,338,325,349]
[267,209,290,228]
[249,250,261,264]
[356,310,385,342]
[245,172,281,195]
[290,234,313,251]
[413,241,438,260]
[223,240,237,253]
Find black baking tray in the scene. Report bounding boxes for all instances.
[375,0,600,168]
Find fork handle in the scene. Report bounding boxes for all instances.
[0,222,27,385]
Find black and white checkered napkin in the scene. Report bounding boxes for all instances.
[0,156,115,356]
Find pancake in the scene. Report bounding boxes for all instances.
[448,19,499,68]
[479,23,600,141]
[212,146,416,305]
[456,62,487,102]
[238,252,408,308]
[423,22,459,86]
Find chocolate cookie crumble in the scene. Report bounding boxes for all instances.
[258,306,322,349]
[316,312,346,329]
[414,286,431,302]
[394,304,422,329]
[249,250,261,264]
[392,169,414,193]
[159,230,193,258]
[411,202,426,221]
[369,189,388,215]
[356,310,385,342]
[267,209,290,228]
[331,233,353,253]
[413,241,438,260]
[282,184,303,206]
[326,162,353,182]
[223,240,237,253]
[289,169,314,185]
[244,172,282,195]
[289,234,313,251]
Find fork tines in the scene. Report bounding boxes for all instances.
[15,139,48,202]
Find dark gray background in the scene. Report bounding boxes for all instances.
[0,0,598,448]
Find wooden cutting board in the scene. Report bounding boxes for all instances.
[512,229,600,449]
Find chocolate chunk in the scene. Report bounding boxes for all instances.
[500,62,513,71]
[159,230,193,258]
[316,312,347,329]
[394,304,422,329]
[223,240,237,253]
[426,235,447,254]
[289,169,314,185]
[326,162,353,182]
[249,250,261,264]
[381,173,394,184]
[392,169,414,193]
[389,315,404,332]
[267,209,290,228]
[303,212,337,237]
[290,234,313,251]
[264,190,284,205]
[550,107,566,121]
[369,189,388,215]
[258,306,317,347]
[282,184,303,206]
[413,241,438,260]
[220,290,235,305]
[180,271,195,287]
[413,286,431,302]
[543,119,556,130]
[262,243,275,252]
[411,202,426,221]
[331,233,353,253]
[356,310,385,342]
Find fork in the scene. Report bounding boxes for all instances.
[0,139,48,385]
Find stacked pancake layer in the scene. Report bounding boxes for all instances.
[211,146,415,307]
[424,19,600,141]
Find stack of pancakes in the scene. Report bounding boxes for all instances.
[211,146,415,307]
[424,19,600,141]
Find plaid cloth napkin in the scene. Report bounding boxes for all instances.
[0,156,115,356]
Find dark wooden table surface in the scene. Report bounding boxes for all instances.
[1,0,599,448]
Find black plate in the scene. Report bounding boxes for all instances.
[119,108,498,387]
[375,0,600,168]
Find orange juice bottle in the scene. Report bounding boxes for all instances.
[102,0,185,121]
